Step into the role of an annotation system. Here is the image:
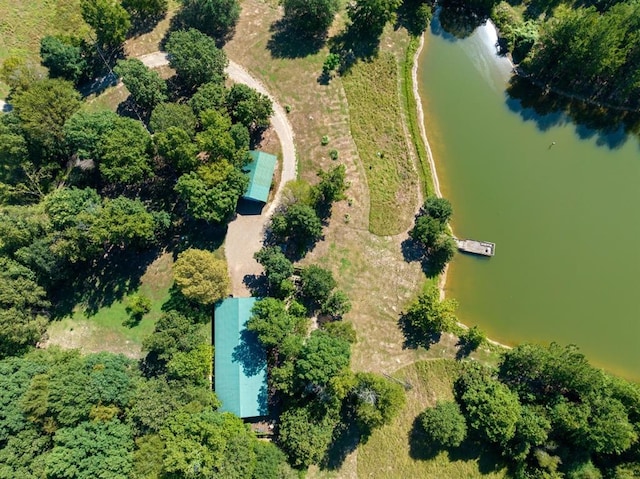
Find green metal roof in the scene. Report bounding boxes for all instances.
[242,151,277,203]
[214,297,268,418]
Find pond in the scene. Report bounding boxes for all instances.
[418,16,640,380]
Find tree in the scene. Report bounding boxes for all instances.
[89,196,156,248]
[114,59,167,113]
[98,117,154,185]
[321,289,352,318]
[423,196,453,222]
[81,0,132,49]
[45,420,134,479]
[254,246,294,297]
[270,203,323,253]
[294,330,351,390]
[149,102,197,135]
[122,0,168,17]
[160,410,256,478]
[178,0,241,39]
[504,405,551,462]
[125,294,152,324]
[225,83,273,131]
[311,164,348,215]
[458,325,486,354]
[189,81,228,115]
[404,284,457,339]
[40,36,88,84]
[11,79,82,159]
[347,0,402,37]
[253,441,298,479]
[64,110,119,161]
[351,372,405,433]
[166,343,213,385]
[300,265,337,309]
[142,311,206,362]
[419,400,467,448]
[196,109,244,165]
[166,29,228,91]
[0,258,49,358]
[172,248,230,305]
[154,127,199,173]
[283,0,340,34]
[175,160,248,223]
[248,298,307,356]
[277,405,338,468]
[455,364,522,445]
[0,56,46,91]
[322,320,357,344]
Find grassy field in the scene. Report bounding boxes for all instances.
[0,0,88,96]
[342,52,420,236]
[358,360,509,478]
[45,252,175,358]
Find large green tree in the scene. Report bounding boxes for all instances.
[248,298,307,358]
[225,83,273,131]
[294,330,351,391]
[347,0,402,36]
[351,372,406,433]
[172,248,230,305]
[419,400,468,448]
[114,59,167,113]
[270,203,323,253]
[166,29,228,91]
[178,0,241,39]
[11,79,82,160]
[64,110,119,162]
[254,246,294,298]
[45,420,134,479]
[40,36,88,85]
[175,160,248,223]
[81,0,132,49]
[97,117,154,185]
[283,0,340,34]
[0,258,49,358]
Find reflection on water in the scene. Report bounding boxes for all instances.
[420,17,640,380]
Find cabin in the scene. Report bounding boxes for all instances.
[242,151,277,204]
[214,297,268,419]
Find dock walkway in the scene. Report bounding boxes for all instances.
[455,238,495,257]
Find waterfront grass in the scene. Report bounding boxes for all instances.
[342,51,420,236]
[358,359,509,479]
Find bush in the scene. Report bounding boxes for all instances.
[419,400,467,448]
[126,294,152,323]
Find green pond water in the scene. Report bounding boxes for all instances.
[418,18,640,380]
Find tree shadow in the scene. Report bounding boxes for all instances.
[50,246,160,319]
[398,313,442,350]
[232,329,267,377]
[161,285,211,324]
[322,416,362,470]
[409,416,442,461]
[506,76,640,150]
[128,12,167,38]
[327,27,381,74]
[243,273,267,297]
[266,18,327,59]
[409,416,507,474]
[455,340,475,360]
[168,10,237,49]
[400,236,448,278]
[436,3,488,40]
[395,0,433,36]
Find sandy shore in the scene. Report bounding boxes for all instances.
[410,32,509,350]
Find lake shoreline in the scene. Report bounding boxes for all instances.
[410,28,510,351]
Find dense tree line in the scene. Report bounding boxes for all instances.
[416,343,640,478]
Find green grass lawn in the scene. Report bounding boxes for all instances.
[46,252,176,358]
[358,359,509,478]
[342,51,420,236]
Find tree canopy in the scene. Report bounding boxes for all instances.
[172,248,230,305]
[166,28,228,91]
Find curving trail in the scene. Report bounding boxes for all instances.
[0,51,297,297]
[137,52,298,296]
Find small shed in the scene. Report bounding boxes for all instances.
[242,151,277,203]
[214,297,268,418]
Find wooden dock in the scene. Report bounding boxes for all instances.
[455,238,495,257]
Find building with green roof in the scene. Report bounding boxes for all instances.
[242,151,277,204]
[214,297,268,418]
